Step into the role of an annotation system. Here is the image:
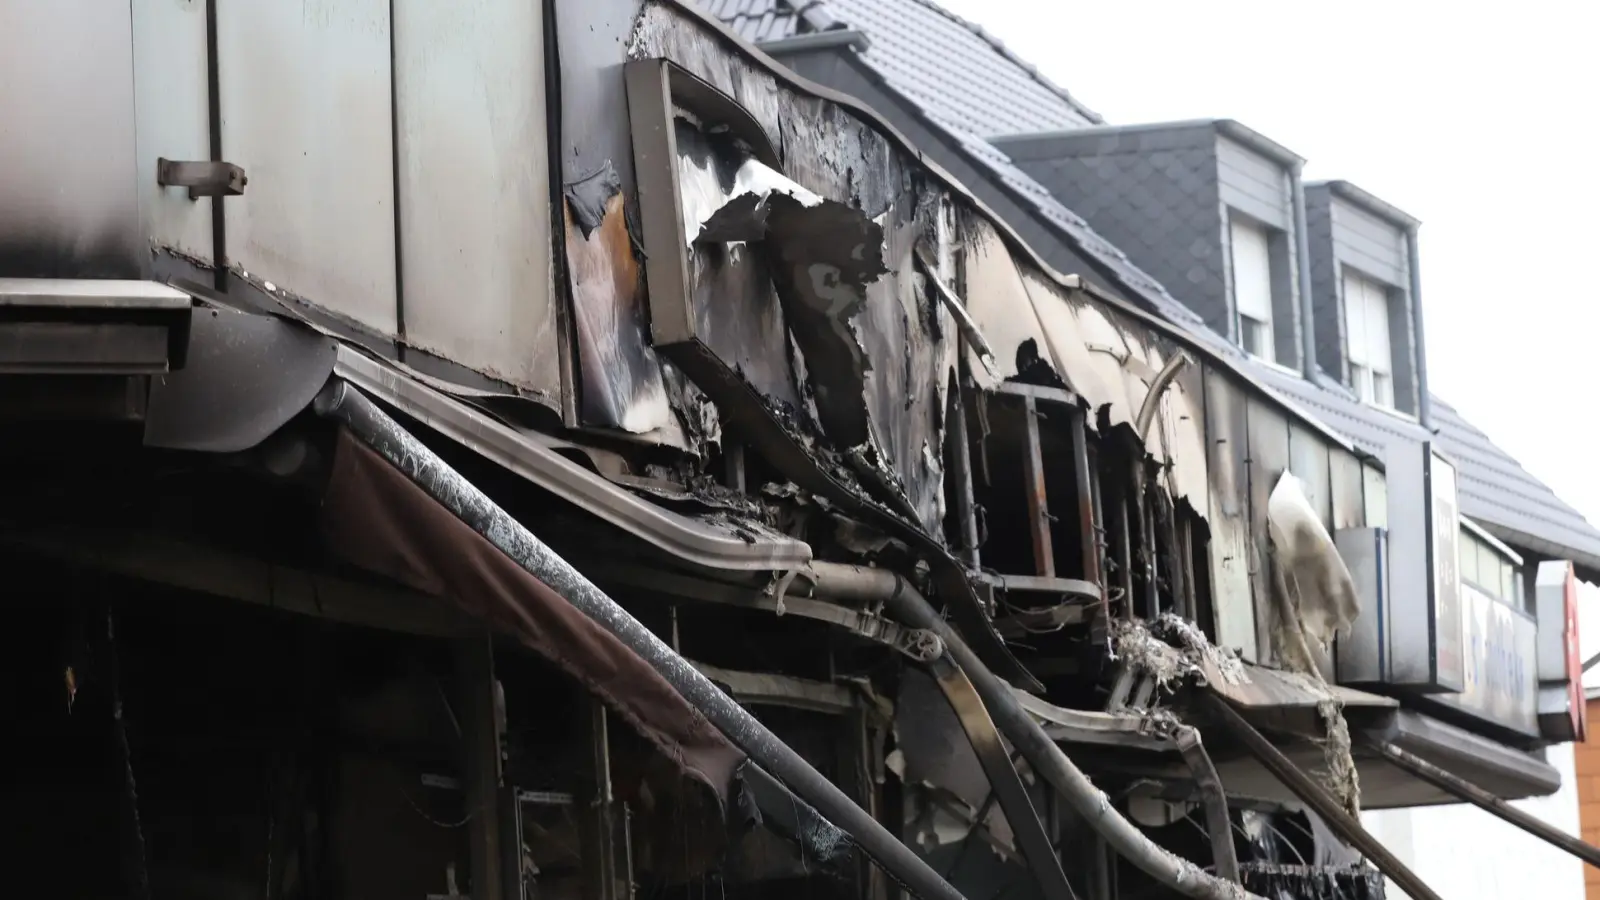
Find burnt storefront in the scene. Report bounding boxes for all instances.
[0,2,1589,900]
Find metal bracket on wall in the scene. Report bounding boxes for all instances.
[157,158,247,200]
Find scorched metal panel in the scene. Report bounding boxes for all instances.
[1204,366,1257,661]
[217,0,398,335]
[1246,395,1290,664]
[393,0,559,398]
[1288,421,1332,531]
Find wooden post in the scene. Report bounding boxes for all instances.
[1022,396,1055,577]
[457,632,505,900]
[581,699,632,900]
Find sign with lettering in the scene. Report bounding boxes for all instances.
[1428,450,1465,691]
[1440,583,1539,735]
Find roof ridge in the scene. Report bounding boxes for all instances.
[814,0,1104,127]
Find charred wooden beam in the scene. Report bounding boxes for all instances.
[948,376,981,567]
[927,653,1078,900]
[581,698,634,900]
[1111,483,1134,620]
[1022,395,1055,578]
[1371,740,1600,871]
[457,632,508,900]
[2,526,474,638]
[1069,407,1101,592]
[808,563,1263,900]
[1173,727,1239,883]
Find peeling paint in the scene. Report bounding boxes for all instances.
[562,192,672,435]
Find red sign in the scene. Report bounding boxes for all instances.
[1564,562,1588,742]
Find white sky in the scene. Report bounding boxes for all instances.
[935,0,1600,524]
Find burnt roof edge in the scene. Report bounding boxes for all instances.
[663,0,1359,456]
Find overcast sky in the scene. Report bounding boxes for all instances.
[935,0,1600,524]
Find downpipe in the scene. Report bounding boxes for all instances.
[313,381,970,900]
[805,562,1262,900]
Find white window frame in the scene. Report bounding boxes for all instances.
[1342,268,1394,409]
[1228,215,1275,363]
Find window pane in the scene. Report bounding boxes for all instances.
[1363,283,1392,373]
[1343,272,1368,366]
[1351,363,1372,404]
[1373,371,1393,408]
[1241,315,1272,361]
[1343,269,1394,406]
[1458,532,1478,588]
[1230,217,1274,328]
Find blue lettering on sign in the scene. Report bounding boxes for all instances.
[1461,590,1530,723]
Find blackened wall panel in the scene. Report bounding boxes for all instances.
[0,1,141,278]
[1205,366,1258,660]
[1246,396,1291,664]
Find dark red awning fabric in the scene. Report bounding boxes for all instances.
[318,429,745,811]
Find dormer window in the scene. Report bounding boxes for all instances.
[1342,268,1394,408]
[1229,215,1277,363]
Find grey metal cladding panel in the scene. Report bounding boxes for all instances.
[218,1,399,337]
[1010,147,1231,335]
[1290,423,1333,531]
[1205,366,1258,661]
[393,0,559,396]
[0,1,142,278]
[1430,395,1600,565]
[1304,188,1346,380]
[1269,226,1302,369]
[1330,448,1365,531]
[1385,442,1433,685]
[1331,198,1407,286]
[133,0,214,267]
[1247,396,1291,663]
[1363,462,1387,529]
[997,124,1214,160]
[825,0,1098,138]
[1385,279,1419,415]
[1217,136,1291,230]
[558,0,644,190]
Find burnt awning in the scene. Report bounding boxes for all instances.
[318,426,746,808]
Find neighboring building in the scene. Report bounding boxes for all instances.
[703,0,1600,895]
[1578,690,1600,899]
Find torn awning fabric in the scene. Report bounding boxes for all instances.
[318,427,746,807]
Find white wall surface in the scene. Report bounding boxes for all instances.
[1362,744,1582,900]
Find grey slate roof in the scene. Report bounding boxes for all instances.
[1430,396,1600,567]
[709,0,1101,137]
[698,0,1600,574]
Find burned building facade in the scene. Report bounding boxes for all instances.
[0,2,1587,900]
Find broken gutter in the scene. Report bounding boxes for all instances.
[664,0,1362,454]
[333,348,810,573]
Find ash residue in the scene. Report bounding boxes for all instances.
[1111,618,1197,689]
